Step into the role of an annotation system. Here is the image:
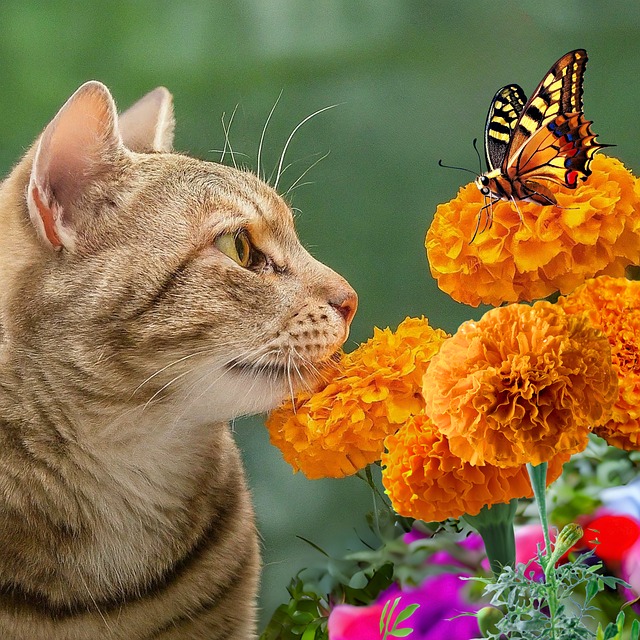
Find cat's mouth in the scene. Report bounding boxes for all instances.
[225,350,341,384]
[226,358,289,379]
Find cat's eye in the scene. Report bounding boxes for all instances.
[214,231,252,268]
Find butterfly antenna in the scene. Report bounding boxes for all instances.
[437,159,478,176]
[472,138,485,174]
[483,198,494,234]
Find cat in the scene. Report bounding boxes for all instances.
[0,82,357,639]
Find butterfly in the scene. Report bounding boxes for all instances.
[473,49,607,237]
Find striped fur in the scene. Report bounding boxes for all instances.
[0,83,357,639]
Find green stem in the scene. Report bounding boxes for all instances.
[527,462,552,556]
[462,500,517,578]
[527,462,559,634]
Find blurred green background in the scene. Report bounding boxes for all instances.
[2,0,639,629]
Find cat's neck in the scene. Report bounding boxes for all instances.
[0,345,229,488]
[0,357,247,604]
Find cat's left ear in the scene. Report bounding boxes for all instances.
[27,81,124,252]
[119,87,175,153]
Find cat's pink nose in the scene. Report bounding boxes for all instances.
[330,289,358,326]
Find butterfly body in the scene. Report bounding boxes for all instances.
[476,49,606,213]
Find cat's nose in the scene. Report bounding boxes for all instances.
[329,288,358,326]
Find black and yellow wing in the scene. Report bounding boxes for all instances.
[505,49,588,166]
[476,48,607,222]
[484,84,527,171]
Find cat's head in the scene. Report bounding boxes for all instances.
[0,82,357,423]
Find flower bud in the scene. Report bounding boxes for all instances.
[549,524,583,567]
[477,606,504,637]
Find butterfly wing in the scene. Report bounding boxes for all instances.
[484,84,527,171]
[512,112,604,188]
[504,49,589,169]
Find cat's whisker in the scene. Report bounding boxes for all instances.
[233,353,280,412]
[288,347,328,394]
[288,347,312,385]
[173,358,237,408]
[273,104,339,191]
[300,352,340,382]
[220,104,239,169]
[303,363,326,388]
[274,151,327,189]
[257,90,283,182]
[284,150,331,197]
[178,348,279,412]
[139,339,246,380]
[142,369,193,413]
[209,149,250,160]
[133,348,218,396]
[285,351,297,408]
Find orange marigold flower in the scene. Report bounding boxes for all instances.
[381,413,569,522]
[266,317,448,479]
[423,301,618,468]
[426,155,640,307]
[558,276,640,450]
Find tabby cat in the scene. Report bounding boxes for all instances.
[0,82,357,639]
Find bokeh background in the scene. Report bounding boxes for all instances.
[2,0,639,629]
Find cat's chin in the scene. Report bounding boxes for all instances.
[172,364,303,424]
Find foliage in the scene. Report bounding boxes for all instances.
[259,563,395,640]
[380,598,419,639]
[261,448,640,639]
[596,611,640,640]
[475,551,629,639]
[259,484,482,640]
[260,577,329,640]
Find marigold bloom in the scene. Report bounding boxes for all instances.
[382,414,569,522]
[423,301,617,468]
[426,155,640,307]
[558,276,640,450]
[266,317,448,479]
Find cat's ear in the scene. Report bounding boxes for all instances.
[119,87,175,153]
[27,81,123,252]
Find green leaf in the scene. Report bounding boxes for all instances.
[631,618,640,640]
[394,603,419,625]
[348,571,369,590]
[380,600,390,634]
[602,623,620,640]
[390,629,413,638]
[296,536,330,558]
[301,619,324,640]
[291,611,315,625]
[585,578,601,602]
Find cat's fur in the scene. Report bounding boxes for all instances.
[0,82,357,639]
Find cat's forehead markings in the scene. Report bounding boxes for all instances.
[208,187,293,233]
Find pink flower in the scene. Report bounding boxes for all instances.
[328,603,385,640]
[515,524,557,580]
[327,534,483,639]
